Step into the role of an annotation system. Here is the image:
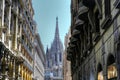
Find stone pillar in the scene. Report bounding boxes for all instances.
[21,65,24,80]
[15,60,19,80]
[12,58,16,80]
[1,0,5,42]
[8,2,12,49]
[9,57,13,80]
[1,54,6,80]
[1,0,5,28]
[24,69,27,80]
[0,45,3,77]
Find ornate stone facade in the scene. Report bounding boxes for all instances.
[67,0,120,80]
[45,17,63,80]
[0,0,36,80]
[33,33,45,80]
[63,29,72,80]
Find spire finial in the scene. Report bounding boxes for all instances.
[46,45,49,53]
[55,16,59,39]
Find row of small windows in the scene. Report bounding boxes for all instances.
[22,34,33,53]
[21,48,33,66]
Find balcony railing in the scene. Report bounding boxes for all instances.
[22,40,33,59]
[23,12,35,35]
[78,2,89,21]
[23,25,34,48]
[17,51,33,72]
[24,60,33,72]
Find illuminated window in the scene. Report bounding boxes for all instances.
[97,64,104,80]
[107,64,117,80]
[98,71,104,80]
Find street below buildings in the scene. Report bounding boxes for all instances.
[0,0,120,80]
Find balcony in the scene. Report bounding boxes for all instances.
[70,37,78,43]
[22,40,33,59]
[23,25,34,47]
[24,60,33,72]
[23,13,35,35]
[78,2,89,21]
[16,51,33,72]
[16,51,24,64]
[72,29,80,39]
[74,18,84,30]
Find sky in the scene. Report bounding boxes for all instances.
[32,0,71,51]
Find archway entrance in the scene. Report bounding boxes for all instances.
[97,63,104,80]
[107,55,117,80]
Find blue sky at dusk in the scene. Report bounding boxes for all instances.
[32,0,71,51]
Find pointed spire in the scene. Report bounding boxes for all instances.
[55,16,59,39]
[46,45,49,53]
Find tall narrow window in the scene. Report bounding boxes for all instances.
[105,0,111,17]
[95,10,100,33]
[59,53,62,62]
[55,53,57,63]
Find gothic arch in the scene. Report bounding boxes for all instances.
[107,54,115,66]
[97,63,104,80]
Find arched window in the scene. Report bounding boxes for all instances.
[59,53,62,62]
[107,55,117,80]
[97,63,104,80]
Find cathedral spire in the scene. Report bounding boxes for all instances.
[46,45,49,53]
[55,17,59,39]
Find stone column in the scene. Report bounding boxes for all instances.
[21,65,24,80]
[1,54,6,80]
[8,57,13,80]
[12,58,16,80]
[1,0,5,42]
[15,60,19,80]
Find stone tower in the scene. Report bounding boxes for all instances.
[45,17,63,80]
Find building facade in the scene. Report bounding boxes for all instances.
[63,29,72,80]
[67,0,120,80]
[45,17,63,80]
[0,0,36,80]
[33,33,45,80]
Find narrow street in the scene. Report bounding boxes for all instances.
[0,0,120,80]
